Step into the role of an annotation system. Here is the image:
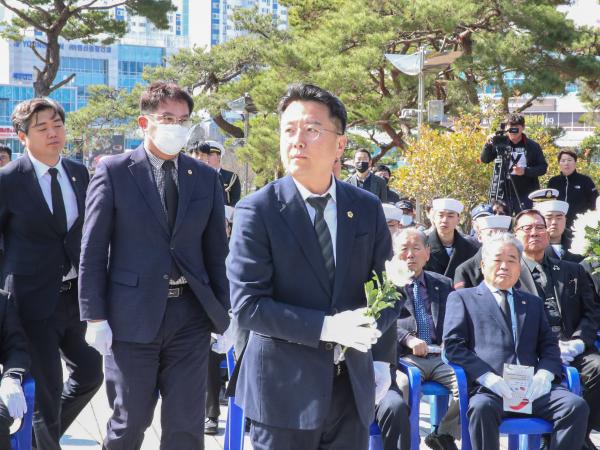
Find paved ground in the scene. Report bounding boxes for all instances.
[59,383,600,449]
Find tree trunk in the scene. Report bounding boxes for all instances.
[33,32,61,97]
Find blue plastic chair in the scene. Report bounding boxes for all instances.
[222,347,246,450]
[11,375,35,450]
[368,421,382,450]
[449,363,580,450]
[398,359,451,450]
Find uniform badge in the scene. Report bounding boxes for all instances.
[347,211,353,218]
[187,169,192,175]
[71,176,76,182]
[552,265,560,271]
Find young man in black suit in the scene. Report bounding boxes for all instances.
[0,98,102,450]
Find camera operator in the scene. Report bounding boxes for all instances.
[481,113,548,214]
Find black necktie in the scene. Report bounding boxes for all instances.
[162,160,178,230]
[48,168,67,234]
[499,289,513,329]
[307,195,335,287]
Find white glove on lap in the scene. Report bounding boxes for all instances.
[525,369,554,402]
[559,339,585,365]
[477,372,513,399]
[0,377,26,419]
[320,308,381,352]
[85,320,113,356]
[373,361,391,405]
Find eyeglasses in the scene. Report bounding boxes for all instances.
[515,224,546,233]
[282,124,343,142]
[146,114,192,128]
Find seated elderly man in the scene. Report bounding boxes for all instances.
[393,228,460,450]
[443,233,589,450]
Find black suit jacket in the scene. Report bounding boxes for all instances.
[0,155,89,320]
[220,168,241,206]
[345,173,388,202]
[0,290,29,378]
[425,230,479,280]
[543,244,584,264]
[518,254,599,349]
[397,271,453,356]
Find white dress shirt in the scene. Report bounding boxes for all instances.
[292,176,337,263]
[28,151,79,280]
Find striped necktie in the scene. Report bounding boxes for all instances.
[307,195,335,287]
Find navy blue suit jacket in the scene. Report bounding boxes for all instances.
[0,154,89,320]
[443,282,561,387]
[226,175,399,430]
[78,146,229,343]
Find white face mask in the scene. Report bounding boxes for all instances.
[148,123,189,155]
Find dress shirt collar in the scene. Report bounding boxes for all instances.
[28,150,65,179]
[144,146,179,170]
[292,175,337,203]
[483,280,513,297]
[411,271,426,288]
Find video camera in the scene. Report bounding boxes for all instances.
[491,123,519,155]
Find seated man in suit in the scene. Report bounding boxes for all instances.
[424,198,479,280]
[390,228,460,450]
[345,149,387,202]
[514,209,600,449]
[531,193,583,262]
[453,215,512,289]
[443,232,589,450]
[0,290,30,450]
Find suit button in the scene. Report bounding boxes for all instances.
[325,343,334,351]
[163,274,169,280]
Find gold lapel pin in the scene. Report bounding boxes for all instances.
[522,301,526,304]
[434,286,439,290]
[347,211,353,218]
[187,169,192,175]
[71,176,76,182]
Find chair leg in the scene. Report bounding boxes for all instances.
[525,434,541,450]
[430,394,450,429]
[369,434,383,450]
[507,434,519,450]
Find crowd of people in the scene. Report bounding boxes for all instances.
[0,80,598,450]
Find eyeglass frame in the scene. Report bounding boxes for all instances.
[515,224,547,233]
[281,124,344,143]
[145,113,192,128]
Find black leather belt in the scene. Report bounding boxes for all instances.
[60,280,76,293]
[168,284,188,298]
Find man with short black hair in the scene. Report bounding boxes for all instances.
[1,97,102,450]
[374,164,401,203]
[547,150,598,227]
[79,81,229,449]
[345,149,387,202]
[481,113,548,213]
[0,146,11,168]
[202,140,241,206]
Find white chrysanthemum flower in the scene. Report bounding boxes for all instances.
[570,209,600,255]
[384,257,414,287]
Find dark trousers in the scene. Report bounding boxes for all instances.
[249,368,368,450]
[22,281,103,450]
[467,385,588,450]
[571,350,600,432]
[206,350,225,420]
[0,402,13,450]
[374,378,410,450]
[103,291,212,450]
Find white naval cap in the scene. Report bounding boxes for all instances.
[432,198,464,214]
[383,203,404,222]
[534,200,569,215]
[205,140,225,155]
[528,188,559,202]
[476,214,512,231]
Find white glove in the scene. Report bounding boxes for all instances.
[373,361,391,405]
[525,369,554,402]
[568,339,585,357]
[320,308,381,352]
[477,372,513,399]
[212,325,235,354]
[85,320,113,356]
[559,339,585,365]
[0,377,26,419]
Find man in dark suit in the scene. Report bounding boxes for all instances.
[0,98,103,450]
[453,215,512,289]
[227,84,400,450]
[374,164,401,203]
[79,82,229,450]
[378,228,459,450]
[0,290,31,450]
[203,140,241,206]
[514,209,600,448]
[345,149,388,202]
[425,198,478,280]
[443,232,589,450]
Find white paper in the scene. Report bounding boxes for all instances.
[503,363,534,414]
